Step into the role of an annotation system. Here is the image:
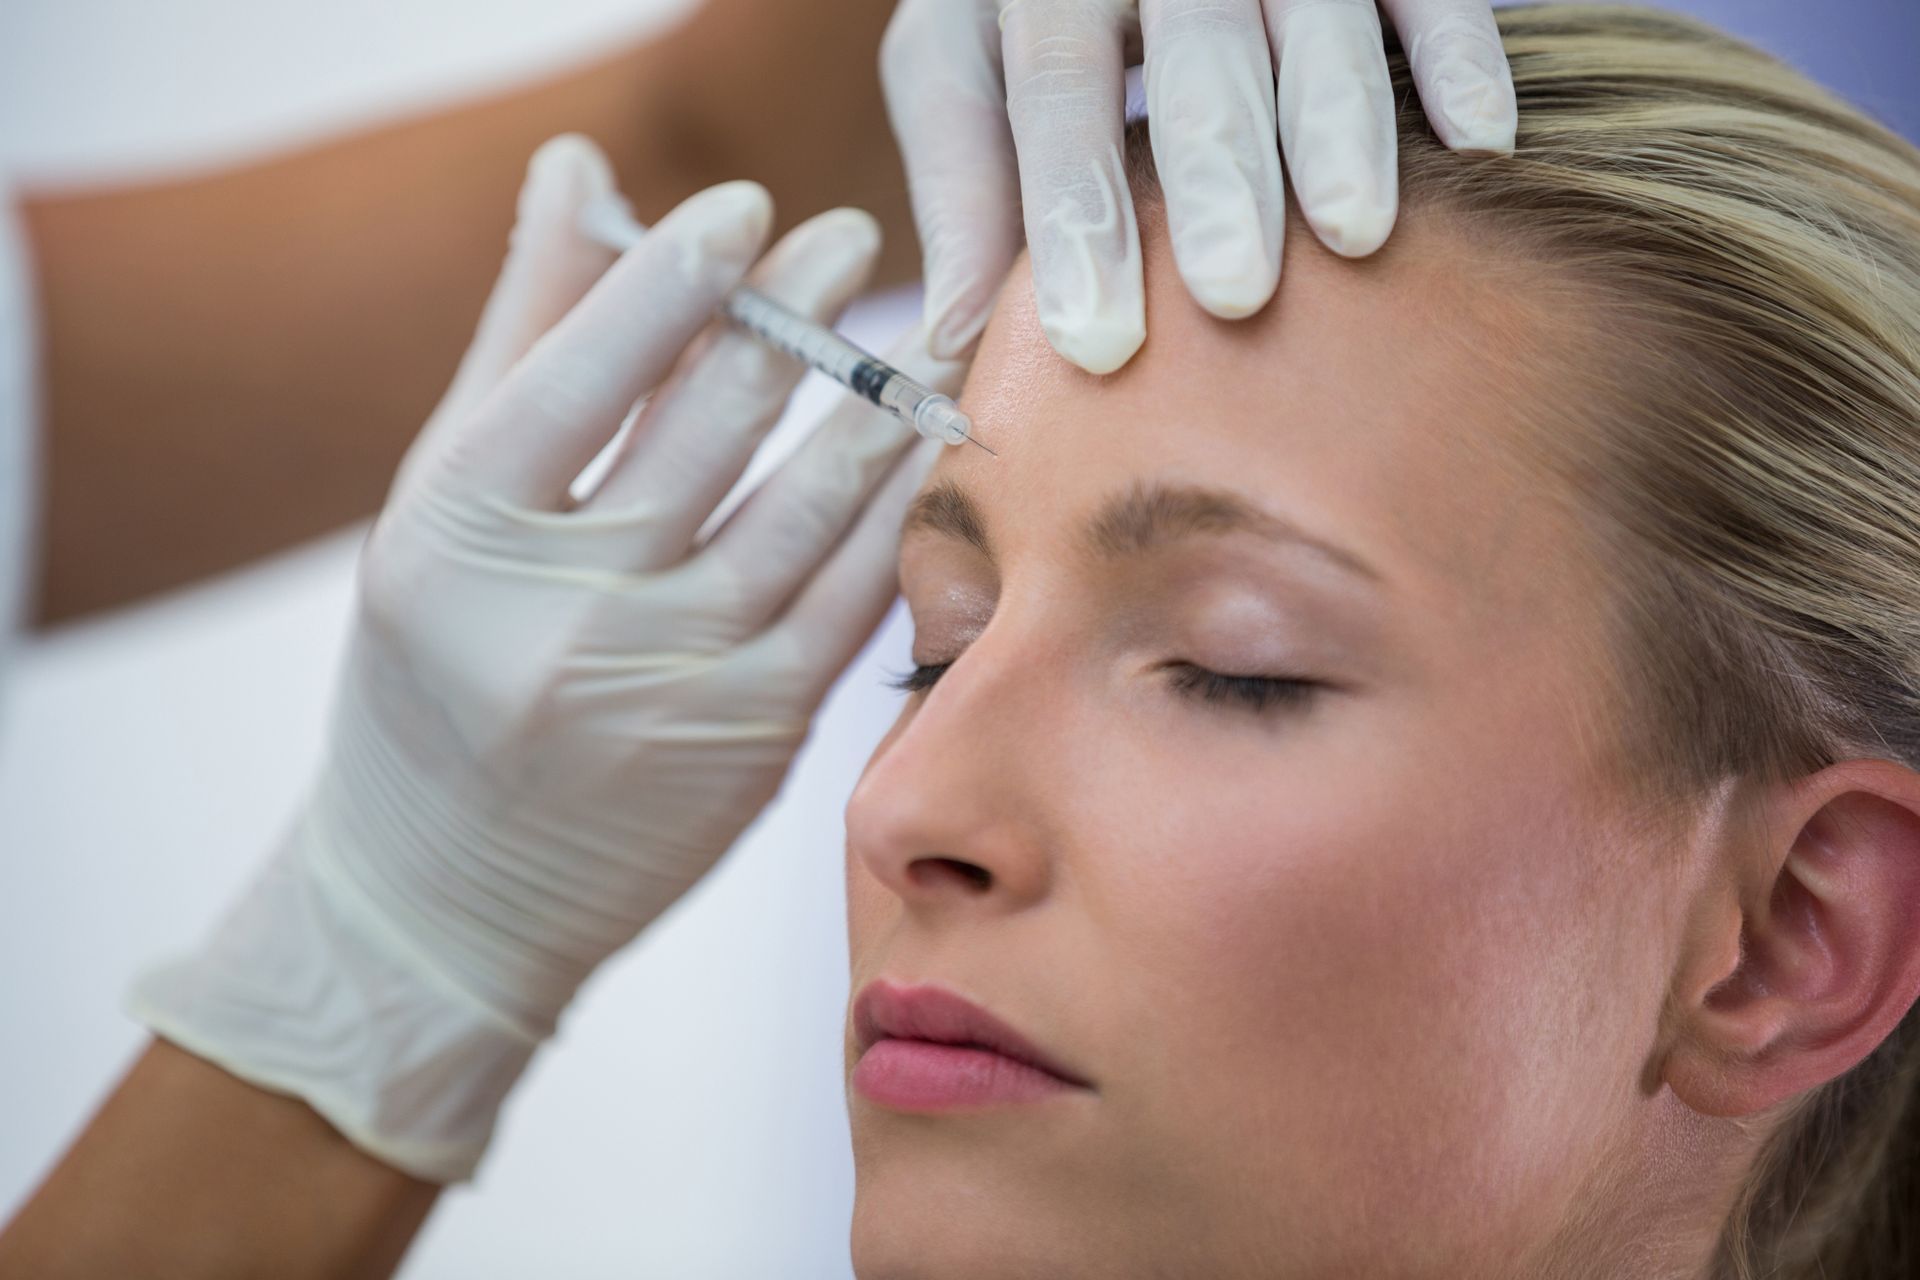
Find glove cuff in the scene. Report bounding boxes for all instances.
[126,826,539,1184]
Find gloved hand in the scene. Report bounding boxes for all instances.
[129,134,959,1182]
[882,0,1516,374]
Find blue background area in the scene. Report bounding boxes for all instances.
[1542,0,1920,140]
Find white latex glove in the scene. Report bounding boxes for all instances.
[129,135,958,1182]
[882,0,1517,374]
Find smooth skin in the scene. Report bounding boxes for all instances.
[24,0,912,622]
[842,203,1920,1277]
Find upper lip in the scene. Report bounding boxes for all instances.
[853,980,1093,1088]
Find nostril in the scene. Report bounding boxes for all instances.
[907,856,994,893]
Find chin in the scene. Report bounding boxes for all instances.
[846,1134,1097,1279]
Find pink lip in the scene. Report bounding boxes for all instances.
[850,981,1093,1112]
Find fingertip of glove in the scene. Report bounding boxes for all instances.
[528,134,613,186]
[1171,221,1281,320]
[810,206,884,262]
[1309,198,1396,258]
[522,135,617,218]
[757,208,885,304]
[673,180,775,267]
[1190,271,1278,321]
[1041,307,1145,376]
[514,135,607,234]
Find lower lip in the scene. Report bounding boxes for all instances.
[852,1039,1081,1111]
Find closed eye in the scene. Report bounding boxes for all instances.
[887,661,1318,715]
[1165,663,1319,713]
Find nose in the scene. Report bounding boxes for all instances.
[846,631,1058,915]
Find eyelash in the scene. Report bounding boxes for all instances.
[886,662,1318,714]
[886,664,951,695]
[1164,663,1319,713]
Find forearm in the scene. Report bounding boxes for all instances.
[26,0,908,622]
[0,1040,439,1280]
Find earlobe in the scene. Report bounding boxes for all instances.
[1662,760,1920,1118]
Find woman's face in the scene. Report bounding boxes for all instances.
[843,213,1706,1277]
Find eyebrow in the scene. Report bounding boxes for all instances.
[902,479,1385,586]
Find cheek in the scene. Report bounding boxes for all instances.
[1078,710,1656,1244]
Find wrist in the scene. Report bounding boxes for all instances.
[127,831,539,1184]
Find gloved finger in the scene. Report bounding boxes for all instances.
[1380,0,1514,153]
[756,434,944,707]
[1141,0,1284,320]
[575,207,884,571]
[692,330,966,639]
[399,135,620,497]
[1001,0,1145,375]
[1265,0,1398,257]
[446,180,774,509]
[881,0,1024,359]
[443,135,624,418]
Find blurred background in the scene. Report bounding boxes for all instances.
[0,1,1914,1277]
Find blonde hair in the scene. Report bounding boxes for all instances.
[1394,6,1920,1275]
[1129,4,1920,1272]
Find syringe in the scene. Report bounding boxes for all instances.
[578,196,995,456]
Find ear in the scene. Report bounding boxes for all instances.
[1662,758,1920,1117]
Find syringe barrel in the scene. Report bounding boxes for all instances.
[578,197,967,445]
[723,288,947,434]
[722,288,867,383]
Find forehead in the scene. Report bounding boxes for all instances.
[932,207,1597,631]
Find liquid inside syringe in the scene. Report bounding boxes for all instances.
[578,196,994,456]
